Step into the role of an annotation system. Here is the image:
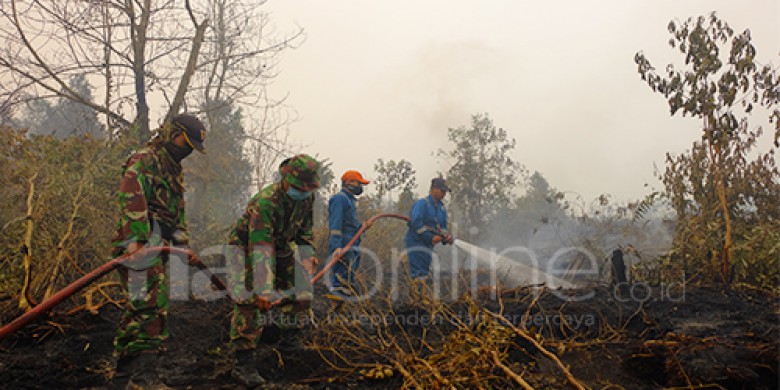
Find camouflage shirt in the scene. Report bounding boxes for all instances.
[228,181,316,267]
[112,141,187,256]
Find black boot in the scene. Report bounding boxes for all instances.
[114,351,169,389]
[231,349,266,387]
[275,330,300,352]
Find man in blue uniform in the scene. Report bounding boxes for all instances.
[404,177,452,284]
[326,170,370,299]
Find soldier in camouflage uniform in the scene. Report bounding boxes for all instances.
[111,114,206,387]
[226,154,320,386]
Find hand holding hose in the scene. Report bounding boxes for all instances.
[431,228,454,245]
[300,257,318,275]
[255,294,273,311]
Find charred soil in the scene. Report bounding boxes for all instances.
[0,285,777,389]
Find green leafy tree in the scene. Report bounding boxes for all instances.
[184,100,253,248]
[513,171,566,226]
[635,13,779,285]
[396,188,416,215]
[438,113,526,241]
[314,158,336,228]
[19,74,103,139]
[373,158,417,208]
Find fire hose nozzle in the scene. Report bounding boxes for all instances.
[433,228,455,245]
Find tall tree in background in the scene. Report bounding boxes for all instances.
[179,0,302,247]
[635,13,779,285]
[195,0,301,179]
[515,171,566,224]
[0,0,204,138]
[18,74,103,139]
[0,0,302,142]
[439,113,525,241]
[184,100,253,248]
[373,158,417,208]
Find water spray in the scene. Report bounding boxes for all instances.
[451,239,575,290]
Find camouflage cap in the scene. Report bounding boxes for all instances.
[284,154,320,191]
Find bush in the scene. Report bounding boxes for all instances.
[0,127,129,321]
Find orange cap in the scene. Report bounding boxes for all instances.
[341,170,370,184]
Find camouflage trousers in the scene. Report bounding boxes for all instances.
[114,245,173,357]
[229,253,313,351]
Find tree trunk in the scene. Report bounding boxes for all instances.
[129,0,152,140]
[705,115,733,284]
[165,11,209,122]
[103,1,113,140]
[714,143,733,283]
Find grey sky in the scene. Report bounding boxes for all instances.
[264,0,779,202]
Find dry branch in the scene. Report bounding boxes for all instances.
[43,170,89,300]
[490,350,534,390]
[487,309,587,390]
[19,171,39,311]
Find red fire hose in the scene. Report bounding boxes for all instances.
[0,247,222,341]
[0,213,409,340]
[310,212,409,284]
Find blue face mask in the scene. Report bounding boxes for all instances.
[345,184,364,196]
[287,186,312,201]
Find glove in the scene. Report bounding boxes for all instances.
[255,293,280,311]
[443,233,454,245]
[332,248,345,260]
[301,257,318,275]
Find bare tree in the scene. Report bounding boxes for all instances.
[0,0,303,141]
[190,0,304,191]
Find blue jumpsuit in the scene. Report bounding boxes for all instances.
[404,195,448,279]
[327,189,362,291]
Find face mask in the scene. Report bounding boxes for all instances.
[345,184,364,196]
[164,141,193,162]
[287,186,312,201]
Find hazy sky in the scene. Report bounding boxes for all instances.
[263,1,779,202]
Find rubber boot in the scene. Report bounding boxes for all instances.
[231,349,266,387]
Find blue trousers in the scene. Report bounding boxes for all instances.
[330,248,361,290]
[406,245,433,279]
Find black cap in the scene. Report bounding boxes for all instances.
[172,114,206,153]
[431,177,450,192]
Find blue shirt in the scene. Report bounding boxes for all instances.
[328,189,362,253]
[404,195,448,248]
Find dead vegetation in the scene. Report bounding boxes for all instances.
[302,267,778,389]
[0,129,131,327]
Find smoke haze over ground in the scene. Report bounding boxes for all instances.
[264,0,778,202]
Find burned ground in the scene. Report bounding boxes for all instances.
[0,284,777,389]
